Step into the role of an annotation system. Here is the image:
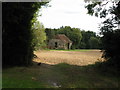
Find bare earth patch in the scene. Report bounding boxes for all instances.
[34,50,103,66]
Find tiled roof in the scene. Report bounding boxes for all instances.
[54,34,72,43]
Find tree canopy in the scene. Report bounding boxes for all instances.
[85,1,120,67]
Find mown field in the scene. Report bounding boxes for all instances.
[34,50,103,66]
[2,50,119,88]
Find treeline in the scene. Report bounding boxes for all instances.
[45,26,102,49]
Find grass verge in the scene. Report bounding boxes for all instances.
[2,62,119,88]
[45,49,98,52]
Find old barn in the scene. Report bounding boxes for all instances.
[48,34,72,49]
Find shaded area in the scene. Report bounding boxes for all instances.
[2,61,119,88]
[2,2,47,67]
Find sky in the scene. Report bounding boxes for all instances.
[38,0,105,34]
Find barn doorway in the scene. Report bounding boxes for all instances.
[55,42,58,48]
[67,43,70,49]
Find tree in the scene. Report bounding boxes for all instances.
[45,28,55,42]
[86,1,120,67]
[2,2,48,67]
[80,30,100,49]
[89,36,100,49]
[32,21,46,50]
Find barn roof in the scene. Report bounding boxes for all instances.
[54,34,72,43]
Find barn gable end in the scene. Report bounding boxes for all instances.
[48,34,72,49]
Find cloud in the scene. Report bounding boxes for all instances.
[38,0,105,33]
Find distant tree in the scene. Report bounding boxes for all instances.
[80,30,100,49]
[45,28,55,42]
[89,36,100,49]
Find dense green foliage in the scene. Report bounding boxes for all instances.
[45,28,55,42]
[32,21,46,50]
[89,36,100,49]
[45,26,101,49]
[101,29,120,67]
[2,2,47,67]
[86,1,120,67]
[80,30,101,49]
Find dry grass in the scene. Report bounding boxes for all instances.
[34,50,104,66]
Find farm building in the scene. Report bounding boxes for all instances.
[48,34,72,49]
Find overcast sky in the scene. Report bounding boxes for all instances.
[38,0,105,34]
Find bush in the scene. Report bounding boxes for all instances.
[102,29,120,68]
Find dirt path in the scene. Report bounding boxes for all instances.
[34,50,103,66]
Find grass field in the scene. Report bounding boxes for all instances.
[2,50,119,88]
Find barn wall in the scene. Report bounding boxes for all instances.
[48,39,67,49]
